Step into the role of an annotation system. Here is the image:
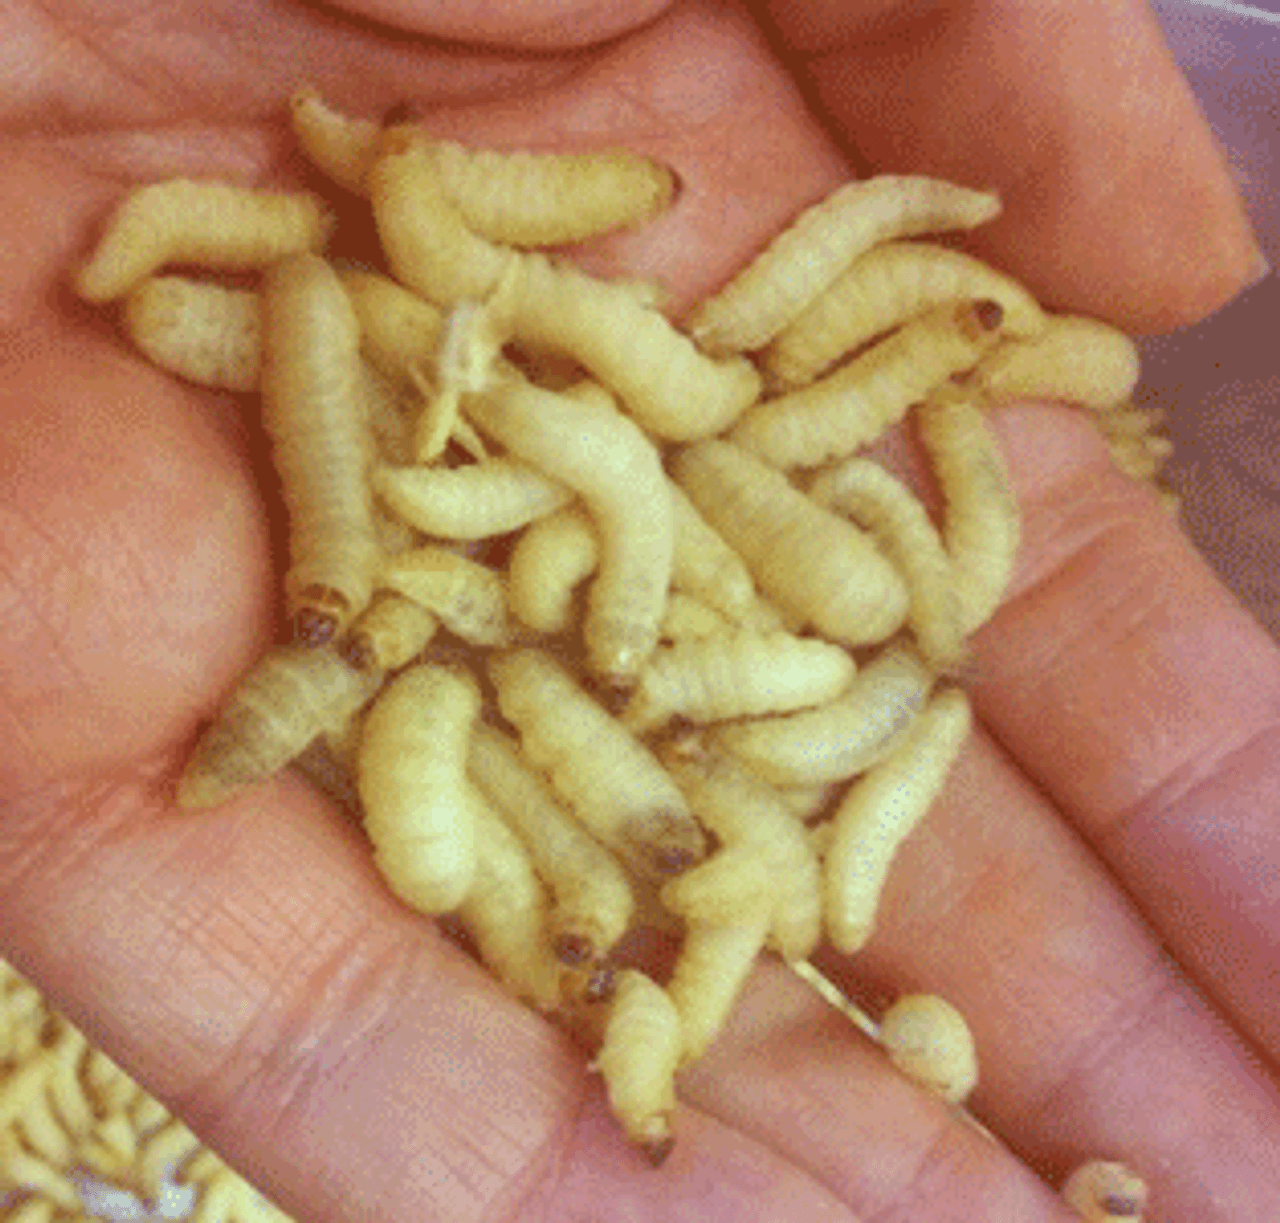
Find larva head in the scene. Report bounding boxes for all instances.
[554,932,595,967]
[340,633,379,672]
[959,298,1005,341]
[641,1135,675,1169]
[1102,1194,1144,1218]
[294,585,350,648]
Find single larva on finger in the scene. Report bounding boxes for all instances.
[507,502,600,635]
[176,644,382,809]
[464,373,672,685]
[74,180,335,303]
[340,591,439,672]
[974,313,1141,409]
[672,440,909,648]
[356,663,483,914]
[878,993,978,1104]
[290,85,380,194]
[667,481,758,623]
[686,175,1002,356]
[489,649,706,881]
[823,686,972,953]
[467,722,635,965]
[808,458,965,670]
[375,544,511,646]
[590,970,683,1165]
[761,240,1045,389]
[1061,1161,1149,1221]
[728,299,1006,470]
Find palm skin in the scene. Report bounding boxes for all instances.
[2,1,1277,1219]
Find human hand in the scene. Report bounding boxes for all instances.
[1,1,1275,1220]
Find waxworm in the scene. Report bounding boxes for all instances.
[290,85,380,194]
[375,545,511,647]
[507,502,600,635]
[1061,1161,1149,1221]
[658,591,736,643]
[338,269,445,390]
[878,993,978,1103]
[667,481,758,623]
[341,591,439,672]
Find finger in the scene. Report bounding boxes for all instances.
[757,0,1265,332]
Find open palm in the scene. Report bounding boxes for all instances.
[3,1,1277,1219]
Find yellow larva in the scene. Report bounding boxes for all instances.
[261,253,380,646]
[807,459,965,670]
[974,313,1141,409]
[177,644,382,810]
[658,845,774,927]
[375,545,511,647]
[122,275,261,392]
[761,240,1045,389]
[824,686,972,953]
[337,269,444,391]
[464,374,672,685]
[488,649,706,880]
[658,591,735,643]
[467,723,635,965]
[878,993,978,1104]
[356,663,482,914]
[14,1091,72,1168]
[590,970,682,1165]
[340,591,439,672]
[74,180,334,303]
[371,457,574,541]
[1061,1160,1149,1221]
[621,631,857,733]
[507,502,600,635]
[672,440,909,648]
[289,85,380,195]
[727,299,1006,470]
[915,394,1021,634]
[667,481,758,623]
[686,175,1002,356]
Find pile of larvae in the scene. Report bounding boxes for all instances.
[70,85,1168,1180]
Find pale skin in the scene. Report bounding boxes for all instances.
[0,1,1275,1220]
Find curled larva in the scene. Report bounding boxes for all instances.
[290,85,380,194]
[507,502,600,635]
[357,663,482,914]
[122,275,261,391]
[75,180,334,302]
[261,253,380,646]
[375,545,511,646]
[824,686,971,953]
[762,240,1045,389]
[489,649,706,880]
[340,591,439,672]
[621,631,856,733]
[464,373,672,685]
[672,440,909,648]
[686,175,1002,355]
[974,313,1141,409]
[727,299,1006,470]
[1061,1160,1149,1221]
[591,970,682,1165]
[177,644,382,810]
[878,993,978,1103]
[467,722,634,965]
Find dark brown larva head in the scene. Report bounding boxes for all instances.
[340,634,378,672]
[1101,1194,1143,1218]
[295,608,338,648]
[651,844,700,876]
[974,299,1005,332]
[554,932,594,967]
[641,1135,675,1169]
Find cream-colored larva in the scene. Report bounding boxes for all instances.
[507,502,600,635]
[672,440,909,648]
[667,481,758,623]
[728,299,1006,470]
[337,269,444,391]
[74,179,335,303]
[807,459,965,670]
[761,240,1045,389]
[489,649,706,880]
[769,780,845,823]
[658,591,735,643]
[591,970,683,1165]
[915,394,1021,634]
[375,545,511,647]
[686,175,1002,356]
[467,723,635,965]
[497,253,762,442]
[122,276,261,392]
[357,663,482,915]
[261,253,380,645]
[13,1091,71,1170]
[340,591,439,672]
[1061,1160,1149,1221]
[177,644,382,810]
[974,313,1141,409]
[371,457,574,541]
[289,85,380,194]
[878,993,978,1104]
[465,374,672,685]
[824,686,972,953]
[621,631,856,733]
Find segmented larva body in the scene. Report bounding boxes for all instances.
[667,481,758,623]
[289,85,380,194]
[338,270,444,390]
[672,441,909,648]
[356,663,483,915]
[762,240,1045,389]
[375,545,511,647]
[467,723,635,965]
[75,180,334,303]
[502,253,762,442]
[177,644,382,809]
[622,631,856,733]
[974,313,1141,409]
[489,649,706,880]
[261,253,380,645]
[465,375,672,685]
[824,686,972,953]
[507,502,600,635]
[808,459,965,670]
[878,993,978,1104]
[1061,1161,1149,1221]
[658,591,735,643]
[341,591,439,672]
[686,175,1002,356]
[915,395,1021,634]
[728,300,1006,471]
